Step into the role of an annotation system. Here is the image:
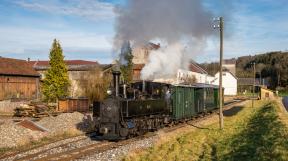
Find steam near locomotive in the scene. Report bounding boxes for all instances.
[93,70,221,140]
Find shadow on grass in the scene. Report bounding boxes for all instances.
[223,106,244,117]
[215,103,288,161]
[186,123,211,130]
[282,96,288,111]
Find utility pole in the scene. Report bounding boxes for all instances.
[214,17,224,129]
[252,62,256,108]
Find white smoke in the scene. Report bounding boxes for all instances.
[113,0,231,79]
[140,43,187,80]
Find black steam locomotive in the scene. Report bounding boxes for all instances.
[93,71,220,140]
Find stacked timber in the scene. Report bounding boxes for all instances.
[14,102,58,118]
[14,104,36,117]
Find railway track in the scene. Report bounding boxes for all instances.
[0,134,95,161]
[1,99,246,161]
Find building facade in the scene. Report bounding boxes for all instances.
[212,71,238,95]
[132,42,160,64]
[30,60,113,97]
[0,57,40,100]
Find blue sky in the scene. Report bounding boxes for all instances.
[0,0,287,63]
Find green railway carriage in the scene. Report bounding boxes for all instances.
[171,84,220,120]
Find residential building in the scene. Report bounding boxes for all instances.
[211,71,238,95]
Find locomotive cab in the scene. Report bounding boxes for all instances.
[95,70,171,140]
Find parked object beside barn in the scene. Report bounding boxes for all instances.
[260,87,275,100]
[0,57,40,101]
[58,98,89,113]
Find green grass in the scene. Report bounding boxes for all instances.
[124,100,288,161]
[278,91,288,97]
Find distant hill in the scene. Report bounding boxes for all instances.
[200,51,288,89]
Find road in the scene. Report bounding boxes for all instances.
[283,96,288,112]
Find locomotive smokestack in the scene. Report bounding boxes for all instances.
[142,80,145,93]
[123,84,127,98]
[112,70,121,97]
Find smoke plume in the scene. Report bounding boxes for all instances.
[114,0,216,80]
[140,43,188,79]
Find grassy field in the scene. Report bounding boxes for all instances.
[124,100,288,161]
[279,91,288,97]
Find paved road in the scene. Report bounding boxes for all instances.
[283,96,288,112]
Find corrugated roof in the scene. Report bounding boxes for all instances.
[0,57,39,76]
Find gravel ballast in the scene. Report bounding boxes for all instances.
[0,112,94,149]
[0,122,44,148]
[37,112,92,135]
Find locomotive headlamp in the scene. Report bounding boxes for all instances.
[107,89,112,95]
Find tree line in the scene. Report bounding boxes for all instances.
[200,51,288,90]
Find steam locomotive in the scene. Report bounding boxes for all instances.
[93,71,220,140]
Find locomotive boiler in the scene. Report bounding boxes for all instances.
[94,71,171,140]
[94,70,221,140]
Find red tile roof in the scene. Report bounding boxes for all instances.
[145,42,160,50]
[0,57,39,76]
[29,60,98,66]
[189,61,208,74]
[29,60,99,71]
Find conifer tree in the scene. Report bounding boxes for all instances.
[42,39,70,102]
[119,41,133,83]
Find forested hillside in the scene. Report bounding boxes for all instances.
[200,51,288,90]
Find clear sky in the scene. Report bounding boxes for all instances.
[0,0,287,63]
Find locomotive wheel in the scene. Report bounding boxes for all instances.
[119,128,129,137]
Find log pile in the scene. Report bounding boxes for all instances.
[14,102,58,118]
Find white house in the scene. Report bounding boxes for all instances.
[211,71,237,95]
[176,69,214,84]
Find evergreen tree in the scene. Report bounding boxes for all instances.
[119,41,133,83]
[42,39,70,102]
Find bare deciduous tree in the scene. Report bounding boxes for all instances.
[80,66,112,102]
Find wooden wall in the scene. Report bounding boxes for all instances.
[0,75,39,100]
[133,69,141,81]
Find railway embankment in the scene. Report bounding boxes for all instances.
[124,100,288,161]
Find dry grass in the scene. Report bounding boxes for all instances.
[124,100,288,161]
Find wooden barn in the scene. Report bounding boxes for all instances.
[0,57,40,100]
